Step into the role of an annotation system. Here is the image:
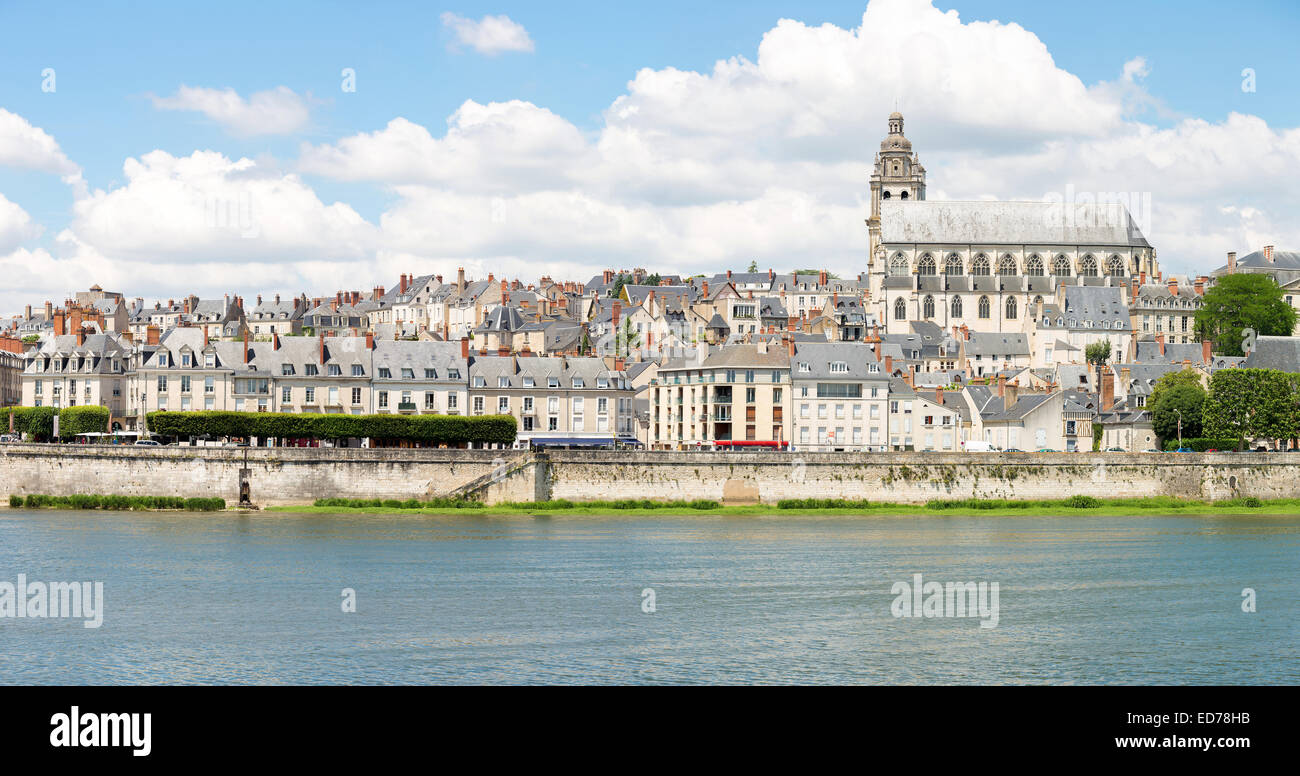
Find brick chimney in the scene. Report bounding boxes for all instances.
[702,280,709,298]
[75,326,86,347]
[457,267,466,293]
[45,300,53,321]
[1202,339,1212,364]
[1155,332,1165,356]
[1264,245,1275,263]
[935,386,944,406]
[1227,251,1236,272]
[961,324,970,341]
[906,365,916,387]
[1131,277,1140,302]
[997,374,1006,398]
[146,325,160,346]
[460,336,469,360]
[400,274,409,294]
[612,301,621,330]
[243,330,250,363]
[1194,278,1205,296]
[273,333,280,350]
[726,269,732,280]
[318,331,326,365]
[787,337,796,358]
[24,304,31,321]
[1167,277,1178,297]
[498,346,510,357]
[53,308,66,335]
[885,355,893,375]
[1101,365,1115,412]
[768,268,774,281]
[501,280,510,305]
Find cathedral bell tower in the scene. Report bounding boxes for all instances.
[867,112,926,268]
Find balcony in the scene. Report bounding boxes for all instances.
[398,402,418,412]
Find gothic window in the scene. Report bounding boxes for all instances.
[1052,255,1071,276]
[889,254,908,277]
[1106,255,1125,276]
[971,255,991,276]
[1006,297,1018,319]
[923,295,935,318]
[1025,255,1044,276]
[945,253,963,275]
[1079,255,1098,277]
[951,296,963,317]
[894,298,906,320]
[917,254,936,275]
[978,296,990,319]
[997,254,1017,275]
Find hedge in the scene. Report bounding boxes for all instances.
[5,406,112,439]
[13,494,226,511]
[1162,437,1242,452]
[145,411,516,445]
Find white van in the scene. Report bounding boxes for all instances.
[962,440,1000,453]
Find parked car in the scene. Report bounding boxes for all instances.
[0,434,20,443]
[1173,447,1194,453]
[1102,447,1126,452]
[1035,448,1059,453]
[134,439,161,446]
[1141,448,1161,453]
[1004,448,1025,453]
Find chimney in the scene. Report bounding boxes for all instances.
[997,374,1006,398]
[1227,251,1236,272]
[45,300,53,320]
[1139,271,1146,286]
[906,365,916,388]
[1120,366,1131,394]
[75,326,86,347]
[318,331,325,365]
[460,336,469,360]
[1131,277,1140,302]
[498,346,510,358]
[818,270,827,286]
[787,338,796,358]
[203,328,209,347]
[726,269,732,280]
[273,333,280,351]
[457,267,466,293]
[961,324,970,341]
[243,330,250,363]
[1264,245,1275,263]
[612,301,621,328]
[1194,278,1205,296]
[885,355,894,375]
[1202,339,1212,364]
[24,304,31,320]
[603,270,613,284]
[53,308,67,335]
[702,280,709,298]
[768,268,774,281]
[1167,277,1178,297]
[1156,332,1165,356]
[1101,366,1115,412]
[935,386,944,407]
[146,325,160,346]
[501,279,510,305]
[400,274,408,294]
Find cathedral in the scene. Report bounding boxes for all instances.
[864,113,1160,335]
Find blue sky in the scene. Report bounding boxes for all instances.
[0,0,1298,310]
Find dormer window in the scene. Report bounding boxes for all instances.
[401,368,414,379]
[472,376,486,387]
[548,377,559,388]
[830,361,848,373]
[572,378,585,388]
[523,377,535,387]
[328,364,342,376]
[182,353,191,367]
[305,364,318,376]
[282,364,294,376]
[378,367,392,378]
[205,354,215,368]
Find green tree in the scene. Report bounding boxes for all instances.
[1085,339,1111,393]
[747,260,759,273]
[1150,367,1204,407]
[1194,274,1297,356]
[1151,383,1205,442]
[1203,368,1300,450]
[615,316,641,357]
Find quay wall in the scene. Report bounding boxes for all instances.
[2,445,1297,506]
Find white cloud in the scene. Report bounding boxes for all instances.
[0,194,43,254]
[152,85,312,136]
[0,108,85,194]
[441,13,535,55]
[71,149,378,264]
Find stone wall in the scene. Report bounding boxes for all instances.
[2,445,1297,506]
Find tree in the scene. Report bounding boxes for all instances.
[615,317,641,357]
[1085,339,1111,393]
[1194,274,1297,356]
[1150,367,1204,407]
[1151,383,1205,442]
[1203,368,1300,450]
[747,260,759,273]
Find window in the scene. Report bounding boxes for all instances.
[181,376,191,393]
[894,298,906,320]
[944,254,963,275]
[447,394,457,409]
[971,255,990,276]
[923,295,934,318]
[997,255,1017,275]
[448,369,460,380]
[378,391,388,408]
[498,376,510,388]
[352,387,362,405]
[1025,255,1044,276]
[978,296,990,319]
[157,376,167,392]
[889,254,908,277]
[282,364,295,376]
[523,377,535,387]
[916,254,936,275]
[379,368,392,378]
[282,386,292,403]
[1006,297,1017,319]
[181,352,191,367]
[205,376,214,393]
[305,387,316,403]
[328,364,342,376]
[1079,255,1098,277]
[473,396,484,414]
[572,378,584,388]
[305,364,318,376]
[472,376,486,388]
[1106,255,1125,276]
[353,365,364,377]
[424,368,436,379]
[329,387,339,405]
[498,396,510,413]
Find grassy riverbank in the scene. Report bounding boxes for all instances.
[265,495,1300,516]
